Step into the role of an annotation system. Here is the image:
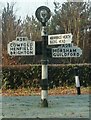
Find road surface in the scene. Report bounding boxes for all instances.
[0,94,90,119]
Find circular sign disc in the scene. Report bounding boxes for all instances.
[35,6,51,23]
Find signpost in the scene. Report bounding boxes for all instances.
[7,6,83,108]
[48,33,72,45]
[7,37,35,56]
[52,44,82,58]
[35,6,51,107]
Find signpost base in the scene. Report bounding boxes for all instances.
[41,89,48,107]
[76,87,81,95]
[41,99,48,107]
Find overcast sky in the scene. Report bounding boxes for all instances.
[0,0,89,20]
[0,0,67,20]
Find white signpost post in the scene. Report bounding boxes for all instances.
[7,37,35,56]
[48,33,72,45]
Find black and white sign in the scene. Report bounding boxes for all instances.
[52,44,82,58]
[7,37,35,56]
[35,6,51,24]
[48,33,72,45]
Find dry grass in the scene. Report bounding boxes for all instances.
[1,86,90,96]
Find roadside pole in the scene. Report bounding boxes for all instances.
[35,6,51,107]
[74,67,81,95]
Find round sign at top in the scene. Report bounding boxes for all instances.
[35,6,51,24]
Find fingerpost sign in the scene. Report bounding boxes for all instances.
[7,37,35,56]
[52,44,82,58]
[48,33,72,45]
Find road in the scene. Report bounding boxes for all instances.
[0,94,90,119]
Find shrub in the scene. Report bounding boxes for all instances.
[2,65,91,89]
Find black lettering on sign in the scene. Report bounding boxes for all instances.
[77,53,79,56]
[9,41,35,55]
[17,38,19,41]
[26,51,29,54]
[10,47,14,51]
[59,39,65,43]
[50,36,62,40]
[10,51,13,55]
[70,49,72,52]
[26,46,29,50]
[23,38,26,41]
[20,38,22,41]
[20,43,24,47]
[24,51,26,54]
[30,43,33,46]
[70,53,73,56]
[64,53,67,56]
[62,49,66,52]
[17,43,21,47]
[50,40,57,44]
[30,46,33,50]
[50,36,53,39]
[23,43,25,47]
[10,43,16,47]
[73,49,76,52]
[53,53,56,57]
[16,47,21,51]
[52,48,57,53]
[17,51,21,54]
[59,49,62,52]
[30,51,33,54]
[65,49,69,52]
[63,35,71,39]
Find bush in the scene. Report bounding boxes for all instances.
[2,65,91,89]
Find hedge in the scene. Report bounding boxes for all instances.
[2,65,91,89]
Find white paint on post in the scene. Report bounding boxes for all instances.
[75,76,80,87]
[41,26,47,36]
[42,65,48,79]
[41,90,48,100]
[41,64,48,100]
